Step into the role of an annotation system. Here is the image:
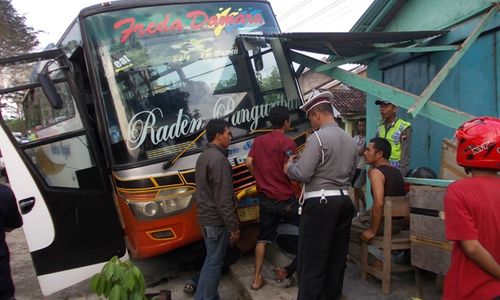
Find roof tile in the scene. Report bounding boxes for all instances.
[329,89,366,117]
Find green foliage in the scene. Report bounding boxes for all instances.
[4,116,25,132]
[0,0,40,125]
[215,73,237,90]
[257,67,282,92]
[0,0,39,57]
[90,256,147,300]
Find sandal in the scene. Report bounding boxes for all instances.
[274,267,288,283]
[183,282,196,295]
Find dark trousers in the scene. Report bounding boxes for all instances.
[0,255,15,300]
[297,194,355,300]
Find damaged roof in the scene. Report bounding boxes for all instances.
[240,31,446,58]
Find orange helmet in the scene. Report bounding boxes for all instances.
[455,117,500,170]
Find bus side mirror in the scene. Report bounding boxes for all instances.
[253,47,264,72]
[38,73,63,109]
[254,57,264,72]
[241,37,265,72]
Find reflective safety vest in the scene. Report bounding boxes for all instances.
[377,118,411,169]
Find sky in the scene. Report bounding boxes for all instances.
[11,0,373,50]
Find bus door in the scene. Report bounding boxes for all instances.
[0,50,126,295]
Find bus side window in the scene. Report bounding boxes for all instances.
[24,135,98,189]
[20,59,95,189]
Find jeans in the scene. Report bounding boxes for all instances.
[194,225,229,300]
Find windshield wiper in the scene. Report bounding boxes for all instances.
[162,129,206,170]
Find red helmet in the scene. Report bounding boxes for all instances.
[455,117,500,170]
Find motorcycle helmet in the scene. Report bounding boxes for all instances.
[455,117,500,170]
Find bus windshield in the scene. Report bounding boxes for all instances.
[84,1,302,165]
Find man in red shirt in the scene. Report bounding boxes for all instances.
[246,106,298,290]
[443,117,500,300]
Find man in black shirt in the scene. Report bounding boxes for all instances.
[1,184,23,300]
[361,137,405,241]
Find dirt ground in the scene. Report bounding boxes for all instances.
[5,180,443,300]
[6,227,43,299]
[6,227,241,300]
[7,224,443,300]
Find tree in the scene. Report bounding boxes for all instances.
[0,0,39,126]
[0,0,39,57]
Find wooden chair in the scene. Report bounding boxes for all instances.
[360,196,413,294]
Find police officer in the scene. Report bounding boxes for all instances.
[375,100,412,176]
[285,90,358,300]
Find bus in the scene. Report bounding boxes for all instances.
[0,0,310,295]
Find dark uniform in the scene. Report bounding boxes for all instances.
[1,184,23,300]
[288,120,358,299]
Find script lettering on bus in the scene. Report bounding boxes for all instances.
[126,108,204,150]
[114,7,265,43]
[126,97,299,150]
[213,96,300,131]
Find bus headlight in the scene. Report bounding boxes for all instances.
[126,187,195,220]
[143,202,159,217]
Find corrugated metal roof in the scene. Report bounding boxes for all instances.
[240,31,447,57]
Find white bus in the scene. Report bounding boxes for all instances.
[0,0,310,295]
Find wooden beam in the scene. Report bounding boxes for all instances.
[290,51,473,129]
[330,68,473,129]
[379,10,500,69]
[407,4,499,118]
